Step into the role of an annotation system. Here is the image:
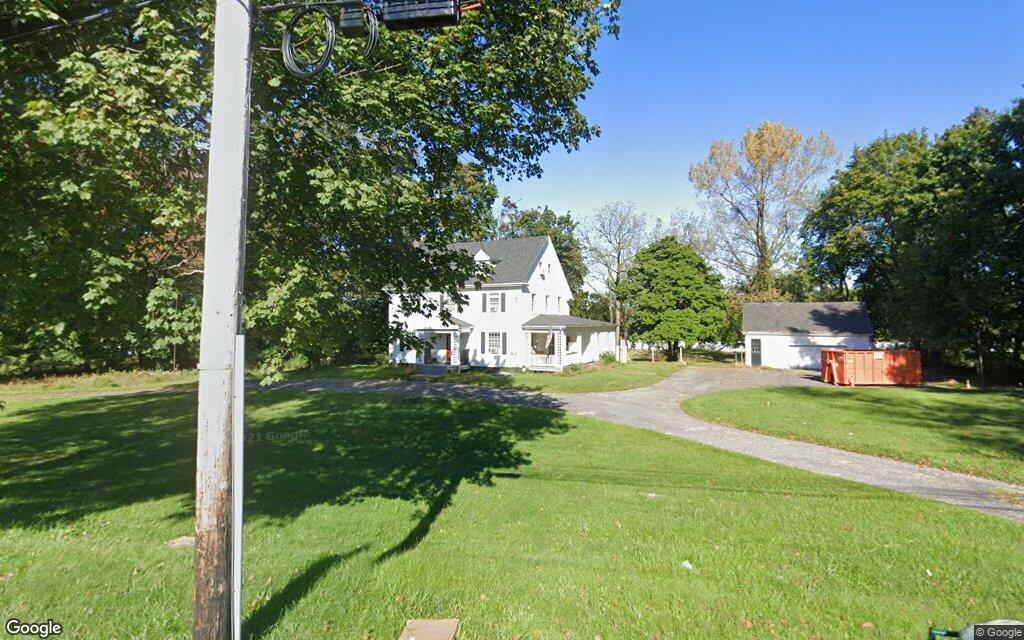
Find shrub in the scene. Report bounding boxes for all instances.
[371,353,391,367]
[599,351,617,365]
[564,363,584,374]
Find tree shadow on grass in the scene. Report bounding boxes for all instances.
[244,546,366,640]
[0,390,571,567]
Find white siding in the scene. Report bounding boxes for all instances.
[390,238,604,369]
[744,333,873,370]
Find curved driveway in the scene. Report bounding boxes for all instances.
[270,367,1024,523]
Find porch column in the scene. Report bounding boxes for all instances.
[451,330,460,367]
[556,331,565,368]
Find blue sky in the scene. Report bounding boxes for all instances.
[496,0,1024,223]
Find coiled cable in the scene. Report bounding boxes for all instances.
[281,4,336,78]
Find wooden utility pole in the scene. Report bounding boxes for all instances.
[193,0,253,637]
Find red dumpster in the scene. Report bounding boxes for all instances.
[821,349,921,386]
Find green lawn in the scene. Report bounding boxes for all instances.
[683,386,1024,485]
[0,368,199,398]
[629,349,743,369]
[282,363,415,382]
[1,391,1021,639]
[437,360,683,393]
[0,364,413,400]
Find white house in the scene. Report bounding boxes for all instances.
[742,302,873,369]
[389,236,616,372]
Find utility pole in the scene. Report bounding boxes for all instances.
[193,0,253,637]
[189,3,470,638]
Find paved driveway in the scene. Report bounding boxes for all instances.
[270,367,1024,523]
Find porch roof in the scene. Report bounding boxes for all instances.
[522,314,615,330]
[422,316,473,332]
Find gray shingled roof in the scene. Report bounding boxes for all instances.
[420,316,473,331]
[449,236,549,285]
[522,314,616,329]
[742,302,872,335]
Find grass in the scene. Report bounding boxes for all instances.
[437,360,683,393]
[282,363,415,382]
[683,386,1024,485]
[0,368,199,398]
[0,364,414,401]
[1,391,1022,639]
[629,349,744,368]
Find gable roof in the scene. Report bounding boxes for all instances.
[742,302,872,335]
[448,236,549,285]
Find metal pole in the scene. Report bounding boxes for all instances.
[231,335,246,640]
[194,0,253,637]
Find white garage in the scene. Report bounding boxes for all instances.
[742,302,873,370]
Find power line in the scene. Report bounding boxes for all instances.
[0,0,162,44]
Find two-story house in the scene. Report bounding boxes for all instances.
[388,236,616,372]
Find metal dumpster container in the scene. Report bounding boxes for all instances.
[821,349,921,386]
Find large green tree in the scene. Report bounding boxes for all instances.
[487,197,587,313]
[618,237,726,361]
[0,0,621,377]
[802,100,1024,375]
[802,131,933,302]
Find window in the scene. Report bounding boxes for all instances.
[488,293,501,313]
[531,294,536,310]
[566,333,578,352]
[545,295,550,311]
[557,297,562,312]
[487,332,502,355]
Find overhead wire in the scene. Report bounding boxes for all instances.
[0,0,163,44]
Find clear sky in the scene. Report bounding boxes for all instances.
[495,0,1024,223]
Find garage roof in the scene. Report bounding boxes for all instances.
[742,302,872,335]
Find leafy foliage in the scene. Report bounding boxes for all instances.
[619,237,726,361]
[803,100,1024,374]
[687,122,837,295]
[0,0,621,377]
[486,197,588,313]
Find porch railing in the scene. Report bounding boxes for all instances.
[529,353,557,367]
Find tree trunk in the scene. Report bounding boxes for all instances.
[667,341,680,362]
[614,303,622,361]
[975,332,986,379]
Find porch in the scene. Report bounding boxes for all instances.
[522,314,617,372]
[413,318,473,372]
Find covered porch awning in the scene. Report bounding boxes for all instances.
[420,316,474,333]
[522,314,615,331]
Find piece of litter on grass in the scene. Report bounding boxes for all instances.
[399,619,459,640]
[168,535,195,549]
[925,569,933,577]
[642,492,658,498]
[680,560,694,571]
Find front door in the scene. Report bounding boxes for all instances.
[430,333,452,364]
[751,339,762,367]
